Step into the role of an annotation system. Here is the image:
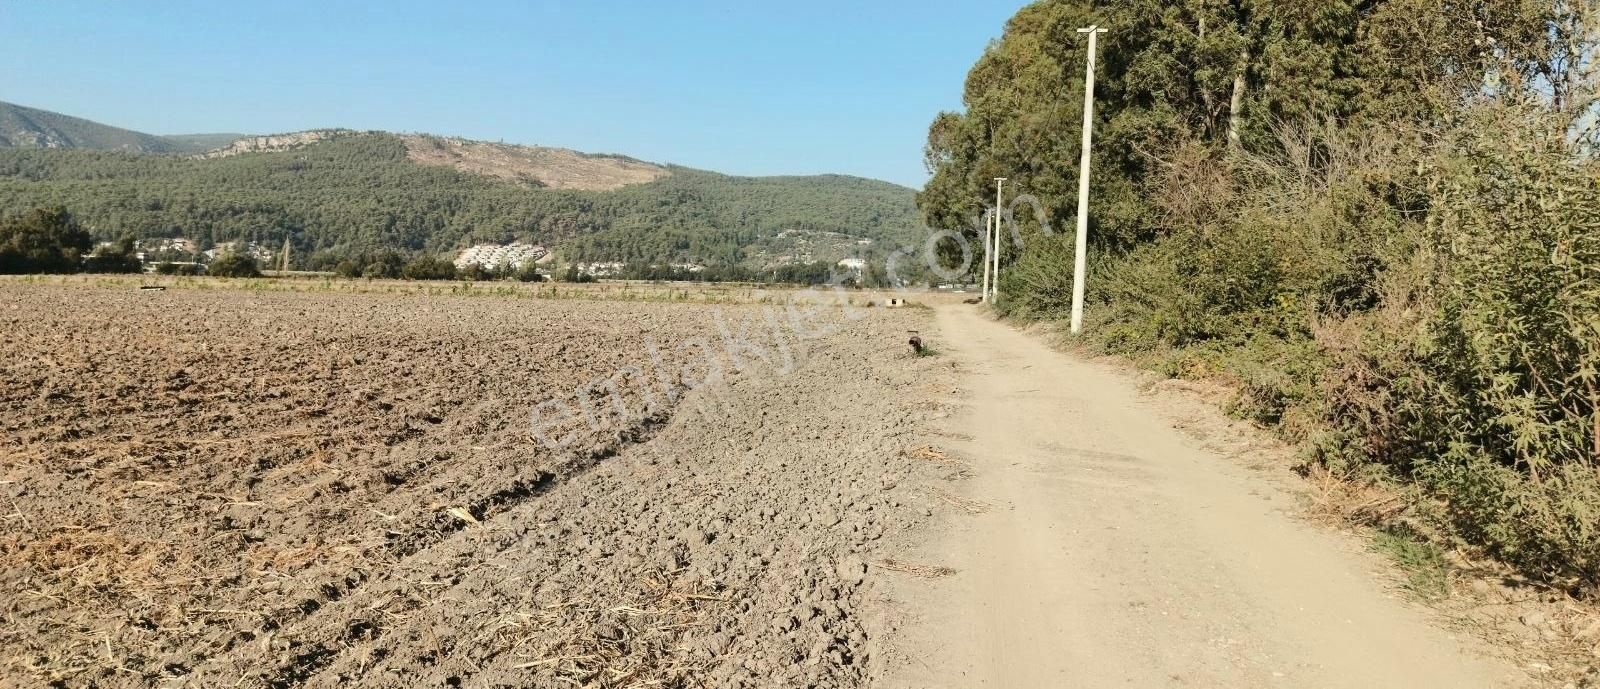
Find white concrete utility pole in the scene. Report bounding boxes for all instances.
[980,209,992,302]
[991,178,1005,302]
[1071,25,1106,335]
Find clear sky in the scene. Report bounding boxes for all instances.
[0,1,1025,189]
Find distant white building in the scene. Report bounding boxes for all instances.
[837,258,866,271]
[454,243,548,270]
[131,238,200,261]
[202,241,275,263]
[574,261,626,276]
[133,238,198,253]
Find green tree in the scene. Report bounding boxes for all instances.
[361,251,405,279]
[559,266,595,283]
[83,235,142,274]
[515,262,544,282]
[0,206,91,274]
[402,253,457,280]
[155,261,203,276]
[334,259,362,279]
[207,252,262,278]
[488,262,517,281]
[917,0,1562,252]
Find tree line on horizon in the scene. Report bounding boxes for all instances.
[0,132,924,275]
[0,206,265,277]
[0,204,914,288]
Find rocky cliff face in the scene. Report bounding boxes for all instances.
[0,126,68,148]
[196,130,350,158]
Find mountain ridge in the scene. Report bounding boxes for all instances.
[0,102,923,272]
[0,100,183,152]
[0,101,914,191]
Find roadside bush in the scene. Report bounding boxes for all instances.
[1074,103,1600,590]
[994,232,1076,321]
[922,0,1600,595]
[1316,105,1600,588]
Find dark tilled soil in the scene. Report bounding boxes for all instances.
[0,284,952,688]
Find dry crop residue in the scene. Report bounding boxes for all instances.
[0,284,952,688]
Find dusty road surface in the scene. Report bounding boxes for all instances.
[878,304,1521,689]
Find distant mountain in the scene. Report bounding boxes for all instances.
[0,103,923,272]
[0,101,246,154]
[2,101,165,152]
[160,132,247,152]
[0,100,172,152]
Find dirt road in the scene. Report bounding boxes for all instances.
[877,305,1520,688]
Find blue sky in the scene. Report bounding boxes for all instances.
[0,1,1025,188]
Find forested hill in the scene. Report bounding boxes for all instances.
[0,127,921,269]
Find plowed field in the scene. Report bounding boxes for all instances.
[0,284,949,688]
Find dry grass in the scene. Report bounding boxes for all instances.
[877,559,957,579]
[904,446,975,481]
[2,530,235,684]
[904,446,954,465]
[926,486,990,514]
[1300,464,1410,528]
[490,571,724,687]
